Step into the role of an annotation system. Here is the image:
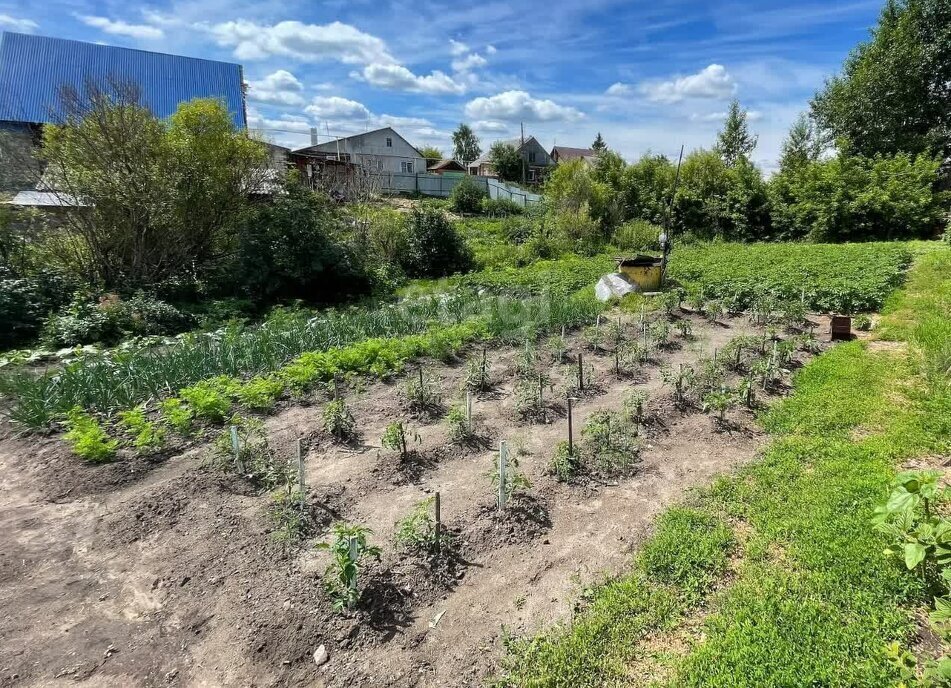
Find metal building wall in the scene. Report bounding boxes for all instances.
[0,32,246,127]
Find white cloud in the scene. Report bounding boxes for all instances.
[0,14,38,32]
[449,39,469,56]
[305,96,371,120]
[79,15,164,40]
[473,120,510,133]
[465,90,583,122]
[605,82,633,96]
[246,70,305,107]
[452,53,488,72]
[210,20,394,64]
[356,63,466,95]
[486,45,497,55]
[690,109,763,123]
[639,64,737,104]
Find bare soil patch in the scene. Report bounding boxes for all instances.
[0,311,832,687]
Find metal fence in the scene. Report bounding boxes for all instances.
[379,172,542,207]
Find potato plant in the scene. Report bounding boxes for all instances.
[316,523,381,612]
[235,375,284,411]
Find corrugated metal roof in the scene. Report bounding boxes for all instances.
[6,190,86,207]
[0,32,246,127]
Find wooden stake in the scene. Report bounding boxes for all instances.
[296,437,305,510]
[577,353,584,392]
[498,441,508,511]
[434,491,442,554]
[567,397,575,455]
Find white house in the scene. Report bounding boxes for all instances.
[293,127,426,175]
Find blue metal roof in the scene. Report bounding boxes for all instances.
[0,32,246,127]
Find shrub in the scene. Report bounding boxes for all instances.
[612,219,662,252]
[41,292,193,348]
[403,207,474,278]
[63,406,118,462]
[449,176,489,214]
[0,267,73,349]
[481,197,524,217]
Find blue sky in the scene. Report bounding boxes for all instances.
[0,0,884,170]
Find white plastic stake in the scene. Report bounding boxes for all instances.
[296,438,305,509]
[348,536,359,594]
[498,441,508,511]
[230,425,243,473]
[466,391,473,426]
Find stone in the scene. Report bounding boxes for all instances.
[313,645,329,666]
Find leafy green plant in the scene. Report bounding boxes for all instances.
[214,418,292,489]
[884,642,951,687]
[581,410,640,475]
[547,333,570,363]
[117,405,166,452]
[63,406,118,462]
[515,373,550,422]
[235,375,284,411]
[622,390,649,431]
[405,368,443,416]
[488,452,531,508]
[675,318,693,339]
[702,387,736,426]
[179,376,238,422]
[515,340,540,378]
[549,440,580,482]
[465,348,491,392]
[315,523,382,612]
[159,397,193,434]
[268,490,308,543]
[661,363,696,408]
[853,314,873,331]
[323,398,356,443]
[394,496,444,554]
[381,420,414,460]
[446,405,476,444]
[581,324,605,353]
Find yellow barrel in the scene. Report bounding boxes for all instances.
[616,256,663,291]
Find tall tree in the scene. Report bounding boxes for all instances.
[591,132,607,152]
[451,124,481,166]
[811,0,951,160]
[778,114,824,173]
[418,145,443,161]
[715,100,758,166]
[488,141,522,182]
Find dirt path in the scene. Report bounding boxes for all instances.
[0,312,830,687]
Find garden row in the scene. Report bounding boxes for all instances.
[497,248,951,687]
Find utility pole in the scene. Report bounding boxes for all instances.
[520,121,526,186]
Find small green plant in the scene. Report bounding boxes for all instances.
[549,440,580,482]
[117,405,166,452]
[661,363,696,408]
[702,387,736,426]
[694,356,726,400]
[649,320,672,348]
[781,300,807,327]
[547,333,570,363]
[884,642,951,687]
[658,289,682,316]
[622,390,648,430]
[446,405,476,444]
[465,349,492,392]
[268,490,308,543]
[394,496,444,554]
[737,374,757,409]
[215,418,292,489]
[316,523,382,612]
[488,451,531,508]
[63,406,118,462]
[581,323,605,353]
[704,299,727,323]
[159,397,194,434]
[323,398,356,442]
[381,420,411,459]
[235,375,284,411]
[581,410,640,474]
[405,368,443,416]
[515,340,540,378]
[853,314,873,331]
[675,318,693,339]
[179,376,238,423]
[515,374,549,422]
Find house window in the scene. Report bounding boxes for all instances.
[528,151,536,163]
[401,161,414,173]
[386,137,393,147]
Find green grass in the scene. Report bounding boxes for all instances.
[497,247,951,688]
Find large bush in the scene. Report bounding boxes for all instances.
[403,207,473,278]
[769,151,947,241]
[612,219,662,252]
[449,176,488,214]
[0,268,72,349]
[218,184,372,304]
[41,293,193,347]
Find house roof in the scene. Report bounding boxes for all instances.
[0,32,246,127]
[6,190,87,207]
[292,126,424,158]
[427,159,465,171]
[552,146,597,161]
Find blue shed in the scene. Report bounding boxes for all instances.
[0,32,246,128]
